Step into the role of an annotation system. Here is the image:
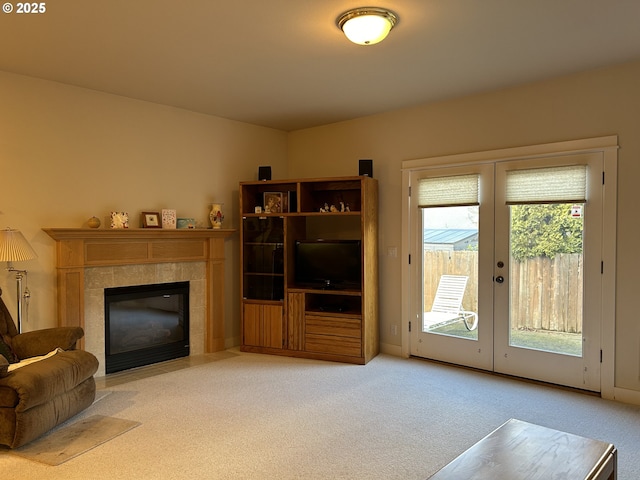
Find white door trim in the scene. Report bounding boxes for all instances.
[401,136,618,399]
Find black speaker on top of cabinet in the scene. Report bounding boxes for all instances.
[258,166,272,181]
[359,159,373,178]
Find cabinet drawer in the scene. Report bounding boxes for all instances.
[305,334,362,357]
[305,315,361,338]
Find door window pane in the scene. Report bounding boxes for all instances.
[508,203,584,356]
[422,206,479,340]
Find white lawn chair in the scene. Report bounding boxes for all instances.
[423,275,478,331]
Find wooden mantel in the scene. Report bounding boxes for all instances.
[43,228,235,352]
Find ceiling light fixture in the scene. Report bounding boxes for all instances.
[337,7,398,45]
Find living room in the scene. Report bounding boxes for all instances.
[1,2,640,476]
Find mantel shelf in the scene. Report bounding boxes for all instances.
[43,227,235,241]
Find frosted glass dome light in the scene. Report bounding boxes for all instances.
[337,7,398,45]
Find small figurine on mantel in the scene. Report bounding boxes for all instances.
[320,203,330,213]
[330,204,339,213]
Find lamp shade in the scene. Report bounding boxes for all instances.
[337,7,398,45]
[0,229,38,262]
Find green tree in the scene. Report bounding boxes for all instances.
[510,203,583,261]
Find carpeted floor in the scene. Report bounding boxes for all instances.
[1,350,639,479]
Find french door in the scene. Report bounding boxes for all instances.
[407,152,604,392]
[409,163,495,371]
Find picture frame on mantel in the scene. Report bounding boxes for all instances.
[142,211,161,228]
[162,209,177,229]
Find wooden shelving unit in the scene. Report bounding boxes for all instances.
[239,176,378,364]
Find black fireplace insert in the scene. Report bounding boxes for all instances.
[104,281,190,374]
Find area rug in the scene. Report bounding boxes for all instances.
[10,415,140,466]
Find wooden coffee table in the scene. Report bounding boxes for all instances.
[428,418,616,479]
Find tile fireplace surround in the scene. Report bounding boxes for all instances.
[43,228,235,377]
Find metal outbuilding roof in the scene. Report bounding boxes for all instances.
[423,229,478,244]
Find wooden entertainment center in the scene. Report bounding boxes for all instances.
[239,176,378,364]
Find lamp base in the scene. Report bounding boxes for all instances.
[7,266,28,333]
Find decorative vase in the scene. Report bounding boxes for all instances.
[209,203,224,229]
[87,216,101,228]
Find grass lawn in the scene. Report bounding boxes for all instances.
[428,321,582,356]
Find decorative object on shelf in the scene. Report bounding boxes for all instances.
[177,218,196,229]
[320,196,351,213]
[141,211,161,228]
[263,192,282,213]
[87,216,101,228]
[162,209,177,229]
[209,203,224,229]
[110,212,129,229]
[286,191,297,213]
[0,228,38,333]
[320,203,349,213]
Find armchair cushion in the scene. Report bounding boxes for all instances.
[0,349,98,410]
[12,327,85,359]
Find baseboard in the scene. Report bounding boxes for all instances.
[379,342,403,357]
[612,386,640,406]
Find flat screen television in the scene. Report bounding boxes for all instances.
[294,239,362,290]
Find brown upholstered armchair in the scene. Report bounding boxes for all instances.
[0,291,99,448]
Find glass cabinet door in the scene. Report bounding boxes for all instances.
[242,217,285,301]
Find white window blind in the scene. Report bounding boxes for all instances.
[417,174,479,207]
[505,165,587,204]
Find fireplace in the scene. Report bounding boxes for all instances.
[105,281,190,374]
[43,227,234,377]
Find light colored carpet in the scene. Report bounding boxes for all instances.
[93,389,112,404]
[10,415,140,465]
[1,351,639,479]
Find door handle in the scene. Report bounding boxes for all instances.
[495,275,504,284]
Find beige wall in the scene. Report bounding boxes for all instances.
[3,59,640,396]
[288,60,640,394]
[0,71,288,345]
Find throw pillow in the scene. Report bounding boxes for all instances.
[0,334,18,363]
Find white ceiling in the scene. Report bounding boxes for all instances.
[2,0,640,131]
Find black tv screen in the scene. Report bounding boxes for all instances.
[295,239,362,289]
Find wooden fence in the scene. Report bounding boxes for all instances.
[423,251,583,333]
